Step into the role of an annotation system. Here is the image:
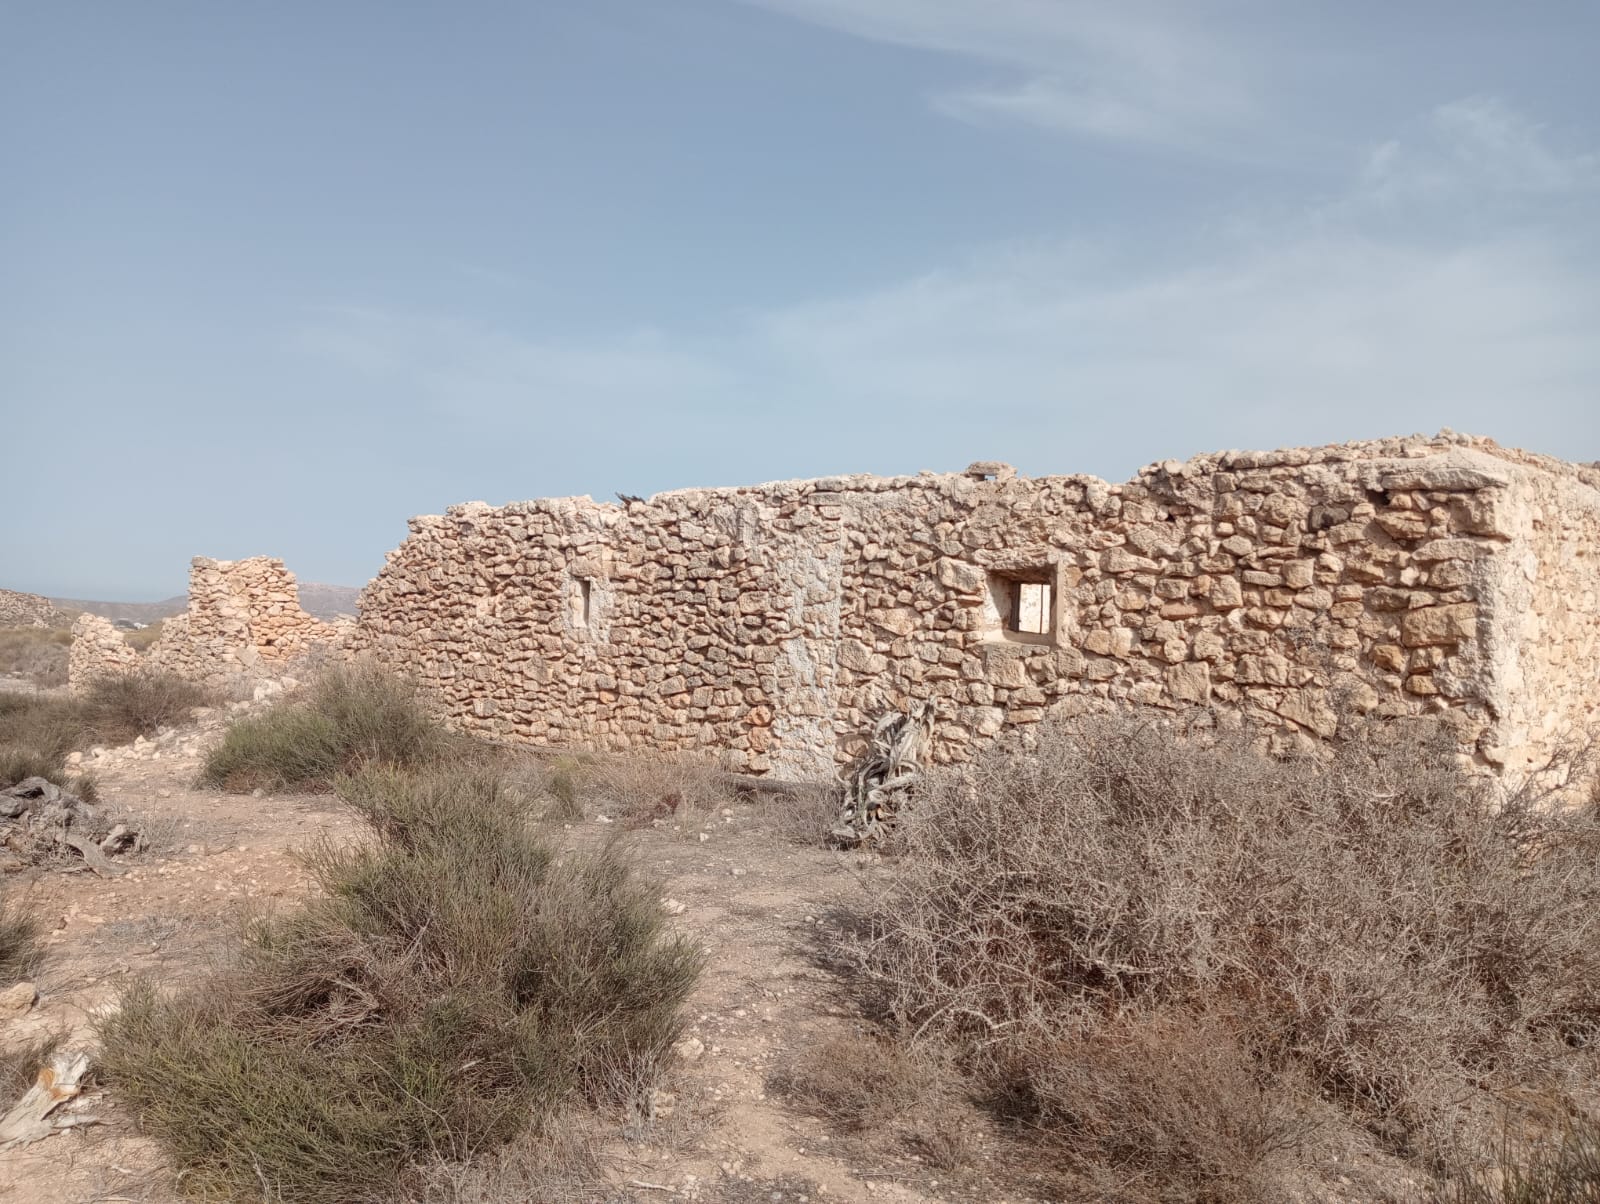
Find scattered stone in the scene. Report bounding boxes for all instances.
[0,982,37,1021]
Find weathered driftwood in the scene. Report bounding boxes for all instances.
[833,702,934,844]
[0,1049,96,1149]
[0,777,143,874]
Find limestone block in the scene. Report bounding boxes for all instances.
[1400,604,1477,647]
[1166,661,1211,703]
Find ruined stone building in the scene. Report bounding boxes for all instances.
[72,433,1600,788]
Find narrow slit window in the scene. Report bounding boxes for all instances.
[1013,580,1051,635]
[571,578,593,629]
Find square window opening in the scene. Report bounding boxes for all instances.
[985,569,1057,645]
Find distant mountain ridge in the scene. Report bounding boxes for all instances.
[50,582,363,623]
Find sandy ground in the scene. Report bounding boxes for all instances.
[0,728,1006,1204]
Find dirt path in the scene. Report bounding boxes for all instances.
[0,736,1002,1204]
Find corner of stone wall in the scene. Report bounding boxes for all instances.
[1479,454,1600,800]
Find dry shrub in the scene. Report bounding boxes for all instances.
[842,712,1600,1182]
[0,1036,57,1101]
[775,1031,946,1131]
[1017,1008,1309,1202]
[76,669,212,743]
[99,763,702,1203]
[200,661,457,792]
[542,756,587,821]
[412,1120,617,1203]
[0,670,206,791]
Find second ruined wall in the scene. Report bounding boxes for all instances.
[355,433,1600,783]
[148,557,345,686]
[68,556,346,691]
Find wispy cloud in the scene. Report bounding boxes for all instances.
[298,96,1600,478]
[1357,97,1600,209]
[743,0,1257,153]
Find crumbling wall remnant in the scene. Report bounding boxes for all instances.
[145,557,344,686]
[67,557,346,692]
[0,590,60,629]
[351,432,1600,787]
[67,614,139,691]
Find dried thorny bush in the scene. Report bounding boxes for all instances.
[839,712,1600,1187]
[99,763,703,1204]
[1012,1007,1314,1203]
[200,660,458,792]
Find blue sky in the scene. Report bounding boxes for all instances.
[4,1,1597,598]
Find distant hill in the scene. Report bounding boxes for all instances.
[50,582,363,624]
[295,583,363,619]
[49,595,188,625]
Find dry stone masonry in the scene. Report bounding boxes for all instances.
[62,433,1599,791]
[68,558,345,692]
[0,589,60,629]
[145,557,345,686]
[68,614,140,689]
[353,432,1600,787]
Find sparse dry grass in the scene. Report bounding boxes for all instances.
[1437,1117,1600,1203]
[0,895,43,987]
[508,747,748,835]
[100,761,704,1204]
[0,626,70,687]
[775,1031,948,1132]
[591,749,740,831]
[833,712,1600,1200]
[753,782,842,846]
[0,670,209,791]
[773,1029,985,1187]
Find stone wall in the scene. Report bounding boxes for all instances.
[68,614,139,690]
[67,557,346,691]
[352,432,1600,786]
[0,589,60,629]
[144,557,344,686]
[1491,456,1600,774]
